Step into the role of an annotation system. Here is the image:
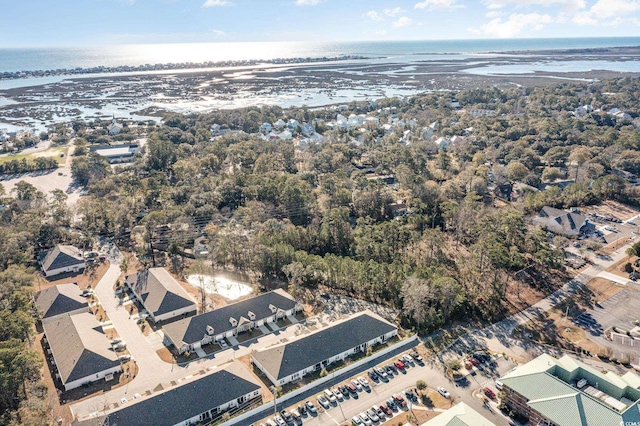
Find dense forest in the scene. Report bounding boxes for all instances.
[1,77,640,423]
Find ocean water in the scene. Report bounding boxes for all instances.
[1,37,640,73]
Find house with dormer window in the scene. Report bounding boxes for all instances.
[162,289,300,354]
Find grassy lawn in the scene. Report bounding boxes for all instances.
[0,146,68,165]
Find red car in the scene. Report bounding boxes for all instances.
[393,394,407,407]
[484,387,496,399]
[394,360,405,370]
[380,405,392,416]
[469,357,481,367]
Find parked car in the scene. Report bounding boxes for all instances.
[339,385,350,397]
[280,410,293,423]
[351,416,364,426]
[373,366,388,380]
[305,400,317,414]
[351,379,363,391]
[385,363,397,374]
[358,412,372,426]
[357,376,370,388]
[409,351,424,363]
[393,393,407,407]
[386,398,397,410]
[438,387,451,398]
[290,408,301,421]
[366,409,380,422]
[333,388,343,401]
[373,405,385,418]
[347,382,358,394]
[495,380,503,390]
[317,395,330,409]
[402,354,414,365]
[484,387,496,399]
[324,389,336,403]
[274,415,286,426]
[405,390,417,402]
[394,359,405,370]
[298,404,307,416]
[380,404,392,416]
[468,357,480,367]
[368,370,379,381]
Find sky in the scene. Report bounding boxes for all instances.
[1,0,640,47]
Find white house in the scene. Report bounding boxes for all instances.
[75,363,262,426]
[274,119,286,129]
[39,245,86,277]
[124,268,197,323]
[108,117,123,136]
[163,289,301,354]
[42,312,121,391]
[287,119,299,130]
[261,122,272,133]
[92,143,140,164]
[336,114,348,129]
[252,310,397,386]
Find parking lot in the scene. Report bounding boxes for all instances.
[252,348,515,426]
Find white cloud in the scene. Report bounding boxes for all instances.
[384,7,405,17]
[573,0,640,25]
[203,0,232,7]
[364,10,384,21]
[469,12,553,37]
[393,16,413,27]
[483,0,585,11]
[294,0,324,5]
[414,0,462,10]
[211,30,225,37]
[485,10,504,17]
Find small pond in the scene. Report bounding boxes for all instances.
[186,273,254,300]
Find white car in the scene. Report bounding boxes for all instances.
[274,416,286,426]
[357,376,370,388]
[333,388,343,400]
[366,409,380,422]
[359,412,372,426]
[403,354,414,364]
[324,389,337,403]
[351,416,364,426]
[317,395,330,409]
[351,379,363,391]
[120,397,127,404]
[438,386,451,398]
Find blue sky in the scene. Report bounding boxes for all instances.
[2,0,640,47]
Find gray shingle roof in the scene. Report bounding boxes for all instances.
[42,312,120,384]
[74,363,261,426]
[252,310,397,381]
[163,289,297,347]
[125,268,196,319]
[539,207,590,237]
[41,245,85,273]
[34,284,88,319]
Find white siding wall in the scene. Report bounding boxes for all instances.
[64,364,122,391]
[155,304,197,323]
[45,263,85,277]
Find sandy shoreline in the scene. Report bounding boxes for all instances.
[1,46,639,130]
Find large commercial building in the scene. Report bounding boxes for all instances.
[74,363,261,426]
[252,310,398,386]
[163,289,300,354]
[500,353,640,425]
